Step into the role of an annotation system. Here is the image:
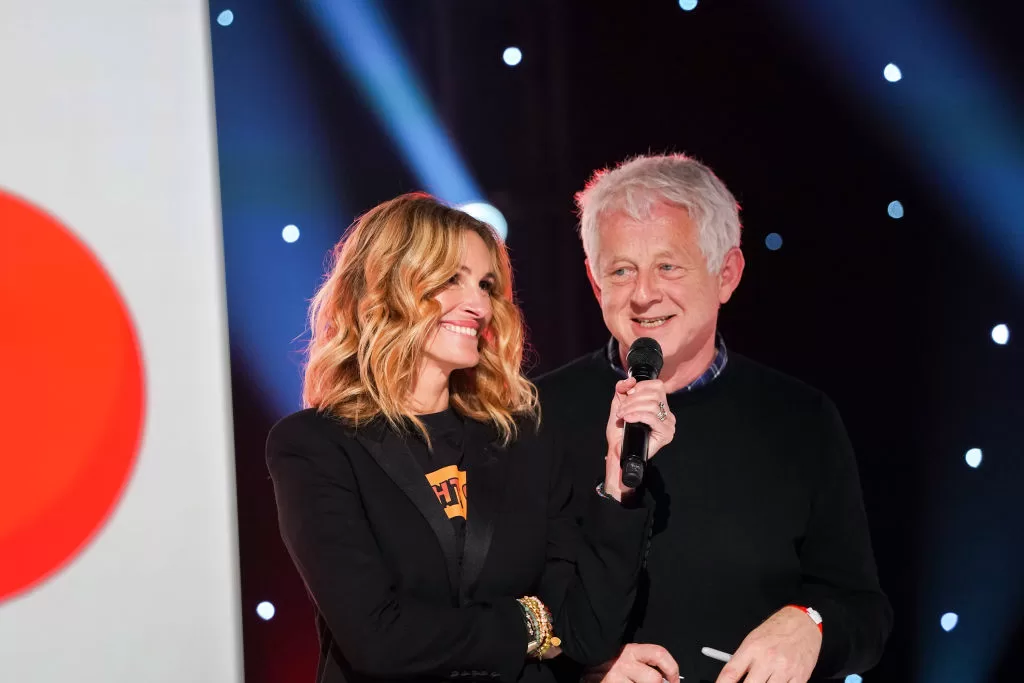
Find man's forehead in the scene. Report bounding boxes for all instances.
[594,210,698,260]
[602,199,691,222]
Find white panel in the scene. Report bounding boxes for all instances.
[0,1,243,681]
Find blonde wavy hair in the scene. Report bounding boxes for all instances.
[303,193,538,445]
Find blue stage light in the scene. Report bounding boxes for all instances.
[965,448,983,468]
[940,612,959,632]
[503,47,522,66]
[457,202,508,240]
[256,601,276,620]
[303,0,481,206]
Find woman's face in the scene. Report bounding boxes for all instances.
[422,230,496,374]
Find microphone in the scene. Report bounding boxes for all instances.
[619,337,664,489]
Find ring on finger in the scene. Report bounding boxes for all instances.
[656,401,667,422]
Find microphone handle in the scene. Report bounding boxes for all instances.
[620,421,651,489]
[619,363,659,488]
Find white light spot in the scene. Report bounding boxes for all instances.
[965,448,983,468]
[845,676,863,683]
[940,612,959,632]
[217,10,234,27]
[679,0,699,10]
[457,202,508,240]
[765,233,783,251]
[887,201,904,219]
[256,601,276,620]
[884,63,902,82]
[503,47,522,67]
[991,323,1010,345]
[282,224,300,243]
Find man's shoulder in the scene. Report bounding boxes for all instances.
[535,348,610,396]
[727,351,832,412]
[534,348,616,428]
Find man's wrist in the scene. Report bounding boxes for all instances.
[787,604,823,633]
[602,448,637,503]
[598,480,639,506]
[596,480,628,503]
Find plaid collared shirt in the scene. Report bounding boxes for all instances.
[605,333,729,394]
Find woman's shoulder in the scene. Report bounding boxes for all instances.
[267,407,360,453]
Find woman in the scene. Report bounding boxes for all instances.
[266,193,676,683]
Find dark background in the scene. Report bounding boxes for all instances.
[208,1,1024,681]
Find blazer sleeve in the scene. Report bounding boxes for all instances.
[266,415,529,682]
[536,429,653,666]
[797,397,893,678]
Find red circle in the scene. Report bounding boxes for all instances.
[0,188,145,602]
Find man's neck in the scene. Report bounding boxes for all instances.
[618,333,718,394]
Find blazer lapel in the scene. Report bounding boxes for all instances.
[458,420,510,605]
[354,422,460,599]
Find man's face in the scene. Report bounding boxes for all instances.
[586,202,743,372]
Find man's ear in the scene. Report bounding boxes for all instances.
[717,247,745,304]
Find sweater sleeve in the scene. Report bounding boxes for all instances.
[797,397,893,678]
[536,428,654,666]
[266,416,528,682]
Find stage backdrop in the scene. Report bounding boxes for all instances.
[0,2,243,681]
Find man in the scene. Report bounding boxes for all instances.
[537,154,892,683]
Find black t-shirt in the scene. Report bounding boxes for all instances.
[408,408,468,569]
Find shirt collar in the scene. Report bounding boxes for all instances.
[605,333,729,394]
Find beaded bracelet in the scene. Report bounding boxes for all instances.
[519,597,549,657]
[517,599,539,651]
[517,596,560,658]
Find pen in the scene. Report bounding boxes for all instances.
[701,646,733,663]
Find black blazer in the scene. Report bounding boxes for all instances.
[266,409,652,683]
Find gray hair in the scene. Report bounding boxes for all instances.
[575,153,742,273]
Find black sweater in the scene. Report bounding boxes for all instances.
[536,349,892,682]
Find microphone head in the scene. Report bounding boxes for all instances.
[626,337,664,379]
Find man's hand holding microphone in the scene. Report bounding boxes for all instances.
[604,337,675,501]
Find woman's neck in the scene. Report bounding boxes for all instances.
[409,365,450,415]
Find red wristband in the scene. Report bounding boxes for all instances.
[787,604,823,633]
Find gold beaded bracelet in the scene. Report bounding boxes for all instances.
[518,600,539,650]
[517,596,560,658]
